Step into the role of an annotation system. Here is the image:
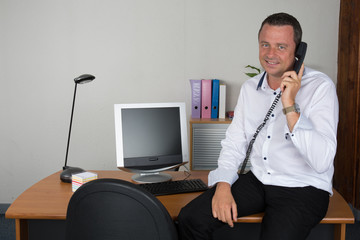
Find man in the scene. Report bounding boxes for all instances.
[178,12,339,240]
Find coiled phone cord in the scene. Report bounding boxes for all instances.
[239,91,282,174]
[239,42,306,174]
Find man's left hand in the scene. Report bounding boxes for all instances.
[280,63,305,107]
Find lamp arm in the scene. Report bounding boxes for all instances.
[64,83,78,169]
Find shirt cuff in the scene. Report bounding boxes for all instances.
[208,167,239,187]
[284,113,313,134]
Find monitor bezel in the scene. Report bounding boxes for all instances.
[114,102,189,175]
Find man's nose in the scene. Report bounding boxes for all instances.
[266,47,277,58]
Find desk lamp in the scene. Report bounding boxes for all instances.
[60,74,95,183]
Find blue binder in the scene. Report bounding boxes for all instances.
[211,79,220,118]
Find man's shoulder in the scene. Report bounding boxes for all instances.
[303,67,332,82]
[303,67,335,88]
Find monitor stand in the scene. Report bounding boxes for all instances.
[132,172,172,183]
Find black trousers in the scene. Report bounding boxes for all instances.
[178,171,329,240]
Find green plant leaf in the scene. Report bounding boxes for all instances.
[245,73,259,77]
[244,65,261,77]
[245,65,261,73]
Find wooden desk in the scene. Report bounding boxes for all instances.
[5,170,206,240]
[6,170,354,240]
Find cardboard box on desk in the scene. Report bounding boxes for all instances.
[72,172,98,192]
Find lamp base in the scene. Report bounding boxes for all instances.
[60,166,85,183]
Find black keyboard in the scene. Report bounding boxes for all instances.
[139,179,209,196]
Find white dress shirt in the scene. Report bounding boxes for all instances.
[208,67,339,194]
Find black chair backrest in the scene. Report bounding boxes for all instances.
[65,178,178,240]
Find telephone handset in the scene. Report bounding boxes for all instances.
[239,42,308,174]
[293,41,307,74]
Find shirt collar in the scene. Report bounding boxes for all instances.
[256,72,267,90]
[256,68,307,91]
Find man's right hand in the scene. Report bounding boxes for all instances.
[211,182,238,228]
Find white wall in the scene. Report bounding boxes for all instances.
[0,0,340,203]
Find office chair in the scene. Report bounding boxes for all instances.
[65,178,178,240]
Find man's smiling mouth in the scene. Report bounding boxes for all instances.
[265,59,279,65]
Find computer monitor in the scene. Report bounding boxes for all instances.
[114,102,189,183]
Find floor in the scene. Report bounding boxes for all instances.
[0,214,15,240]
[1,214,360,240]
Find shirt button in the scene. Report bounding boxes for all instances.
[271,114,275,117]
[267,172,271,175]
[263,157,267,160]
[267,135,271,139]
[273,92,277,95]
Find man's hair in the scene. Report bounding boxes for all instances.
[258,12,302,47]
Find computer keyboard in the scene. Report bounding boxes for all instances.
[139,179,209,196]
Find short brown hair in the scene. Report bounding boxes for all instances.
[258,12,302,47]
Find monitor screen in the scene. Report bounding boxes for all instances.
[114,102,189,182]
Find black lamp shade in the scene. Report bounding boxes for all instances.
[74,74,95,84]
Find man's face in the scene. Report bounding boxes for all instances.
[258,23,297,81]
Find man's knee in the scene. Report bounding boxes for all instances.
[178,205,192,225]
[178,200,209,228]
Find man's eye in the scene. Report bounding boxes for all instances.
[279,45,285,50]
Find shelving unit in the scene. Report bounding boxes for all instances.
[189,118,231,170]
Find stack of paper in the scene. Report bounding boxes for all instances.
[72,172,98,192]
